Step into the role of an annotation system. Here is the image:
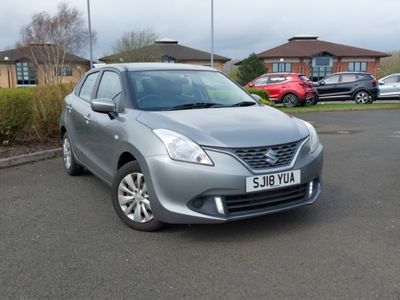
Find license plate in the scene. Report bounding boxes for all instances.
[246,170,301,192]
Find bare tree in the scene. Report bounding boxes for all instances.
[19,2,95,84]
[379,51,400,78]
[109,28,161,62]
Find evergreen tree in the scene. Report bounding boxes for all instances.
[238,53,266,85]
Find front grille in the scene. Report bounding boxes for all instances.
[228,140,301,170]
[225,184,308,215]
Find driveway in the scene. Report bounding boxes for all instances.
[1,110,399,299]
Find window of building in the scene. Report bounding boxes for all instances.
[348,61,367,72]
[55,65,73,76]
[272,63,291,72]
[16,61,37,85]
[311,55,333,81]
[79,72,99,100]
[162,56,176,63]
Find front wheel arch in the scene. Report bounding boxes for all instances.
[111,161,164,231]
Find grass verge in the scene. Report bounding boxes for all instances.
[277,102,400,113]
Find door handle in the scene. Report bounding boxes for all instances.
[84,114,90,124]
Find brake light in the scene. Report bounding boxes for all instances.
[370,79,378,87]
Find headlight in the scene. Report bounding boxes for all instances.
[302,121,319,153]
[153,129,213,166]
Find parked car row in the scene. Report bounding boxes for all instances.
[247,71,400,107]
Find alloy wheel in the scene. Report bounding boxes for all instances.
[355,91,370,104]
[282,94,298,107]
[63,137,72,170]
[118,172,153,223]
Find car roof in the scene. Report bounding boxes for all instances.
[381,73,400,78]
[93,62,217,72]
[261,72,303,76]
[329,72,372,75]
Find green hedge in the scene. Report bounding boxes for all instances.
[0,83,73,144]
[245,87,272,106]
[0,89,34,143]
[31,83,73,139]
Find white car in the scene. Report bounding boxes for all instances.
[378,73,400,99]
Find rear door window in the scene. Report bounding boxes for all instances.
[340,74,358,83]
[268,76,287,84]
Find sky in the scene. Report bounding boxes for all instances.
[1,0,399,61]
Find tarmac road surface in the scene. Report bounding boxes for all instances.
[1,110,399,299]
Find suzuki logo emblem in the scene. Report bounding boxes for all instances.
[265,149,279,165]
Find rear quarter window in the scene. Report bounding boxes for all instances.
[299,75,311,81]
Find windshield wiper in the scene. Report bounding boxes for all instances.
[231,101,257,107]
[171,102,225,110]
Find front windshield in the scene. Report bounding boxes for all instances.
[129,70,256,111]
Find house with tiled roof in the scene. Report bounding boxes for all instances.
[99,38,230,71]
[0,44,90,88]
[254,35,389,81]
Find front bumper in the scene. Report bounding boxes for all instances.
[143,142,323,224]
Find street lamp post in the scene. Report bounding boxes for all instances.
[87,0,93,69]
[211,0,214,68]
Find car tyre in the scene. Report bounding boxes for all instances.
[111,161,164,232]
[354,90,371,104]
[306,98,318,105]
[282,93,299,107]
[63,132,84,175]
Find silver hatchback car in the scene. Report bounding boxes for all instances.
[60,63,323,231]
[378,73,400,99]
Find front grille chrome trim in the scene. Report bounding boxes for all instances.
[204,137,309,174]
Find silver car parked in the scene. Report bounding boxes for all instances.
[60,63,323,231]
[378,73,400,99]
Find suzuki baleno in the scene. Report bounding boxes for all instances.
[60,63,323,231]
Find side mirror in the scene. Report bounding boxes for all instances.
[379,80,384,85]
[248,82,255,87]
[251,94,262,104]
[91,98,117,119]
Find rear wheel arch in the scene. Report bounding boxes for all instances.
[353,89,371,97]
[280,91,300,101]
[60,126,67,140]
[353,89,372,104]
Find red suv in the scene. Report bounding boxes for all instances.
[247,73,316,107]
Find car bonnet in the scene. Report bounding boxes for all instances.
[137,106,309,148]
